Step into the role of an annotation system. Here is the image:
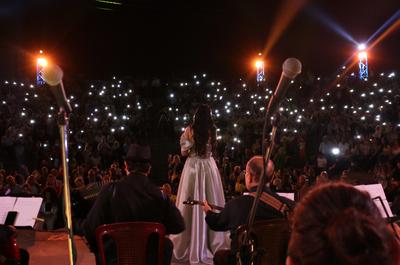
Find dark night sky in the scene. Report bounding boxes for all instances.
[0,0,399,80]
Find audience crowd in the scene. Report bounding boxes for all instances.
[0,69,399,229]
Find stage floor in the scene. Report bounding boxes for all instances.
[17,230,95,265]
[16,229,193,265]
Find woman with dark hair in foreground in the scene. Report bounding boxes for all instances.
[171,104,229,264]
[287,182,400,265]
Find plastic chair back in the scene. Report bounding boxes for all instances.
[96,222,165,265]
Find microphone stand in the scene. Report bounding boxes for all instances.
[57,108,76,265]
[239,109,280,265]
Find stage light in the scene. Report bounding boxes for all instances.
[37,58,48,67]
[357,43,367,51]
[255,60,263,68]
[358,43,366,50]
[358,51,367,60]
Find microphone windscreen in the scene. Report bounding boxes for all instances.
[282,58,302,79]
[42,64,63,86]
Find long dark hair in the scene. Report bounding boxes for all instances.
[192,104,216,156]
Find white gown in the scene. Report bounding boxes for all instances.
[171,127,230,265]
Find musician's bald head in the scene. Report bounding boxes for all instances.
[245,156,274,190]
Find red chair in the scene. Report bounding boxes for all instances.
[0,226,21,265]
[96,222,165,265]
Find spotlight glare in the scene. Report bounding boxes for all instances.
[357,43,366,50]
[37,57,48,67]
[331,147,340,155]
[358,51,367,60]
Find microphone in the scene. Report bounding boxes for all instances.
[265,58,302,117]
[41,63,72,113]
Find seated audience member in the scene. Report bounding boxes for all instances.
[3,175,23,196]
[24,175,41,195]
[39,187,59,230]
[162,183,176,203]
[74,176,86,189]
[287,182,400,265]
[295,174,311,201]
[315,171,329,186]
[203,156,295,265]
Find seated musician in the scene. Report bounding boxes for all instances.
[202,156,295,265]
[79,144,185,265]
[286,182,400,265]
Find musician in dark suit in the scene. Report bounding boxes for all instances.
[82,144,185,265]
[202,156,295,265]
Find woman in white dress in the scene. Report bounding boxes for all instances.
[171,104,229,265]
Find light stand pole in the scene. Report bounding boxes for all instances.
[58,108,76,265]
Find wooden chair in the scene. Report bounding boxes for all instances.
[236,219,290,265]
[96,222,165,265]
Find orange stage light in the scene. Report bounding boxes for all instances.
[37,57,48,67]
